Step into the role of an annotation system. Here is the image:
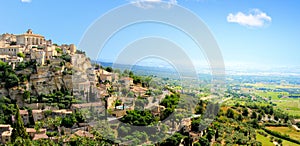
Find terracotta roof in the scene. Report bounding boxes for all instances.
[32,110,43,114]
[72,102,103,109]
[74,130,93,138]
[33,133,48,140]
[294,119,300,123]
[52,109,72,114]
[189,132,200,137]
[19,110,28,115]
[2,130,12,136]
[0,124,11,128]
[121,77,133,81]
[26,128,46,133]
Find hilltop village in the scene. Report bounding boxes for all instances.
[0,29,179,145]
[0,30,300,146]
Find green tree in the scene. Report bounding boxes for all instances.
[17,52,25,58]
[160,133,185,146]
[296,122,300,128]
[258,114,263,121]
[251,112,257,119]
[34,121,44,132]
[11,104,28,141]
[61,114,77,128]
[226,108,235,119]
[237,114,243,121]
[5,73,19,88]
[207,128,215,142]
[11,137,32,146]
[195,100,206,115]
[46,59,51,65]
[199,137,210,146]
[105,67,113,72]
[242,108,249,117]
[23,91,30,102]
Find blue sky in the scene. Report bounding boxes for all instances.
[0,0,300,69]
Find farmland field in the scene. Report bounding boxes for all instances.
[256,133,274,146]
[266,126,300,141]
[273,99,300,117]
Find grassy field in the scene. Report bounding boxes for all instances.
[255,91,289,100]
[245,83,300,89]
[253,90,300,116]
[282,140,300,146]
[256,132,274,146]
[256,131,300,146]
[266,126,300,140]
[273,99,300,117]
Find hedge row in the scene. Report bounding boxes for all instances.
[262,128,300,145]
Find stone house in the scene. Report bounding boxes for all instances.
[0,124,12,144]
[120,77,134,89]
[30,48,45,65]
[26,128,48,140]
[0,45,25,56]
[292,119,300,125]
[19,110,29,125]
[52,109,72,117]
[32,110,44,122]
[74,130,93,138]
[71,102,105,114]
[16,29,45,46]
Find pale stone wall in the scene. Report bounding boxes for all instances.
[16,29,45,46]
[0,46,24,56]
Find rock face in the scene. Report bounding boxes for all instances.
[28,61,72,96]
[8,87,25,106]
[0,53,99,106]
[72,54,98,101]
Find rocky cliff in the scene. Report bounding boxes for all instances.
[0,53,98,106]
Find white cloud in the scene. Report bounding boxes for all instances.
[227,9,271,27]
[130,0,177,9]
[21,0,32,3]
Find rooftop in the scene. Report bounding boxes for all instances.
[16,29,44,38]
[32,133,48,140]
[2,130,12,136]
[26,128,46,133]
[19,110,29,115]
[32,110,43,114]
[53,109,72,114]
[74,130,93,138]
[72,102,103,109]
[0,124,11,128]
[121,77,133,81]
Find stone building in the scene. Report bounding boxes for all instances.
[32,110,44,122]
[0,44,24,56]
[120,77,134,89]
[0,124,12,144]
[30,48,45,65]
[16,29,45,46]
[20,110,29,125]
[26,128,48,140]
[61,44,76,55]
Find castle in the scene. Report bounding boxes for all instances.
[0,29,76,68]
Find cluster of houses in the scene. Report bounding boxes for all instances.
[0,29,76,69]
[0,106,101,144]
[0,109,72,144]
[0,29,196,145]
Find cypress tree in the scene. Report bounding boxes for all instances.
[11,104,28,142]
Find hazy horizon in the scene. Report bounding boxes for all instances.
[1,0,300,68]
